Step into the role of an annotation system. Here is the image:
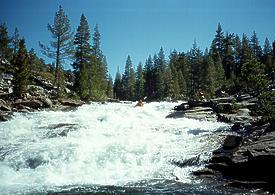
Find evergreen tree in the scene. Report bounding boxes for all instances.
[240,34,252,67]
[262,38,273,79]
[223,33,235,79]
[241,58,269,94]
[250,31,262,60]
[214,52,225,88]
[129,66,136,100]
[12,27,20,56]
[73,14,91,99]
[92,24,103,59]
[39,5,74,96]
[113,67,123,99]
[263,38,272,56]
[135,62,145,100]
[177,52,190,97]
[211,23,225,60]
[165,65,174,98]
[144,55,154,99]
[177,70,187,98]
[188,40,203,97]
[0,23,12,62]
[154,48,166,100]
[122,55,134,100]
[205,55,216,97]
[106,75,113,98]
[28,48,36,73]
[233,34,242,77]
[13,39,29,98]
[89,24,108,100]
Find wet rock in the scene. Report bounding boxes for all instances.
[59,98,84,107]
[45,123,77,138]
[37,97,53,108]
[226,180,270,189]
[171,155,201,168]
[193,168,216,176]
[0,99,11,111]
[13,99,44,110]
[166,111,184,118]
[223,135,243,149]
[206,123,275,192]
[0,112,12,121]
[173,102,189,111]
[211,96,236,104]
[25,156,47,169]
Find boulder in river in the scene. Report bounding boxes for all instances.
[0,99,11,111]
[59,98,84,107]
[13,99,44,110]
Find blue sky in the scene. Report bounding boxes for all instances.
[1,0,275,78]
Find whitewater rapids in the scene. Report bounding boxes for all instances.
[0,102,229,193]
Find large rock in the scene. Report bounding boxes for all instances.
[206,123,275,192]
[37,97,53,108]
[215,103,234,113]
[223,135,243,149]
[13,99,44,109]
[0,99,11,111]
[59,99,84,107]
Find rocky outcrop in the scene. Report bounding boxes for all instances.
[170,94,261,123]
[206,122,275,192]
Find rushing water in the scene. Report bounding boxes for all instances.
[0,102,250,194]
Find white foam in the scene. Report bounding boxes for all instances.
[0,102,228,193]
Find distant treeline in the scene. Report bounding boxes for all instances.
[114,23,275,102]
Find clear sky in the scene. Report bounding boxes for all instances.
[1,0,275,78]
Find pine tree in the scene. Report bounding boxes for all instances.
[135,62,145,100]
[240,34,252,67]
[233,34,242,77]
[121,55,133,100]
[165,65,174,99]
[262,38,273,79]
[154,48,166,100]
[144,55,154,99]
[177,70,187,98]
[211,23,225,60]
[113,67,123,99]
[73,14,91,99]
[0,23,12,62]
[89,24,108,100]
[250,31,262,60]
[106,75,113,98]
[12,27,20,56]
[205,55,216,97]
[13,39,29,98]
[177,52,190,97]
[39,5,74,96]
[129,66,136,100]
[188,40,203,97]
[241,58,269,94]
[223,33,235,79]
[92,24,103,59]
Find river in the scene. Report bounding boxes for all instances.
[0,102,252,194]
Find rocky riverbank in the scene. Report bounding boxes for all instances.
[170,96,275,192]
[0,73,85,122]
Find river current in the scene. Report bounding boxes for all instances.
[0,102,251,194]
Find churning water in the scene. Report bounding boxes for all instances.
[0,102,244,194]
